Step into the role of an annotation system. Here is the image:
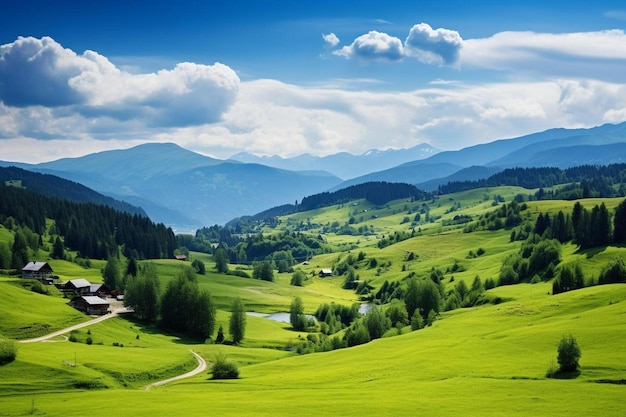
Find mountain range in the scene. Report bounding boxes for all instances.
[2,121,626,231]
[229,143,441,180]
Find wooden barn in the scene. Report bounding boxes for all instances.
[69,296,110,315]
[22,262,56,283]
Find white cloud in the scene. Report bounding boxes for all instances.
[461,30,626,75]
[322,33,340,47]
[404,23,463,65]
[0,36,240,129]
[334,31,404,61]
[150,78,626,159]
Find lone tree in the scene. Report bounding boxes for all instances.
[214,248,229,273]
[290,296,306,331]
[229,297,246,344]
[557,334,581,373]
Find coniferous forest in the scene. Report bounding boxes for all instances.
[0,180,176,263]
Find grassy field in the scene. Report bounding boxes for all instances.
[1,189,625,416]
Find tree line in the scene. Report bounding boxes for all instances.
[438,164,626,198]
[300,181,430,211]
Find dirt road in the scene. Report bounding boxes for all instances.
[19,306,130,343]
[19,304,207,389]
[143,350,207,390]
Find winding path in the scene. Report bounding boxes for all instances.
[143,350,207,390]
[19,305,207,389]
[19,306,130,343]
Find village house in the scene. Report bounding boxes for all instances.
[69,296,110,315]
[174,254,187,261]
[319,269,333,277]
[59,279,111,297]
[63,278,92,296]
[21,261,56,284]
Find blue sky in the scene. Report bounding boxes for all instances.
[2,0,626,162]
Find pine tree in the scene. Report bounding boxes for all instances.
[613,199,626,243]
[11,229,29,270]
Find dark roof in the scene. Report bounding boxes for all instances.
[22,261,53,272]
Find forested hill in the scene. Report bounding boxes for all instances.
[299,181,431,211]
[0,166,145,216]
[0,180,176,261]
[438,164,626,198]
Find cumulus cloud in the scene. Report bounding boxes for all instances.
[0,36,240,128]
[334,31,404,61]
[322,33,340,47]
[333,23,462,65]
[0,37,86,107]
[404,23,463,65]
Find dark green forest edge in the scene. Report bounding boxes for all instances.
[2,164,626,352]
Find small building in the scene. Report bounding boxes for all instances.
[319,269,333,278]
[89,283,112,298]
[69,296,110,315]
[174,254,187,261]
[22,261,55,283]
[64,279,92,296]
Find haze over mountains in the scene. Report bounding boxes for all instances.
[2,121,626,231]
[229,143,441,180]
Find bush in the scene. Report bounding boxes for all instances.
[557,334,581,373]
[0,339,18,365]
[211,353,239,379]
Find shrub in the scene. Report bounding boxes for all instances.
[410,310,424,330]
[211,353,239,379]
[557,334,581,373]
[0,339,18,365]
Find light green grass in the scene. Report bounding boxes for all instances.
[1,284,625,416]
[0,279,87,339]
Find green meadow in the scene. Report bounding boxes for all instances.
[1,187,625,416]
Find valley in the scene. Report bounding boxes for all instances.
[1,177,625,416]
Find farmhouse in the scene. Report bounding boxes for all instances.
[319,269,333,277]
[174,254,187,261]
[89,283,111,298]
[69,296,110,315]
[21,261,56,283]
[63,279,92,296]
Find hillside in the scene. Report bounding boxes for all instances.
[20,143,343,230]
[0,166,145,216]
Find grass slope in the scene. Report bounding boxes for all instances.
[1,284,624,416]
